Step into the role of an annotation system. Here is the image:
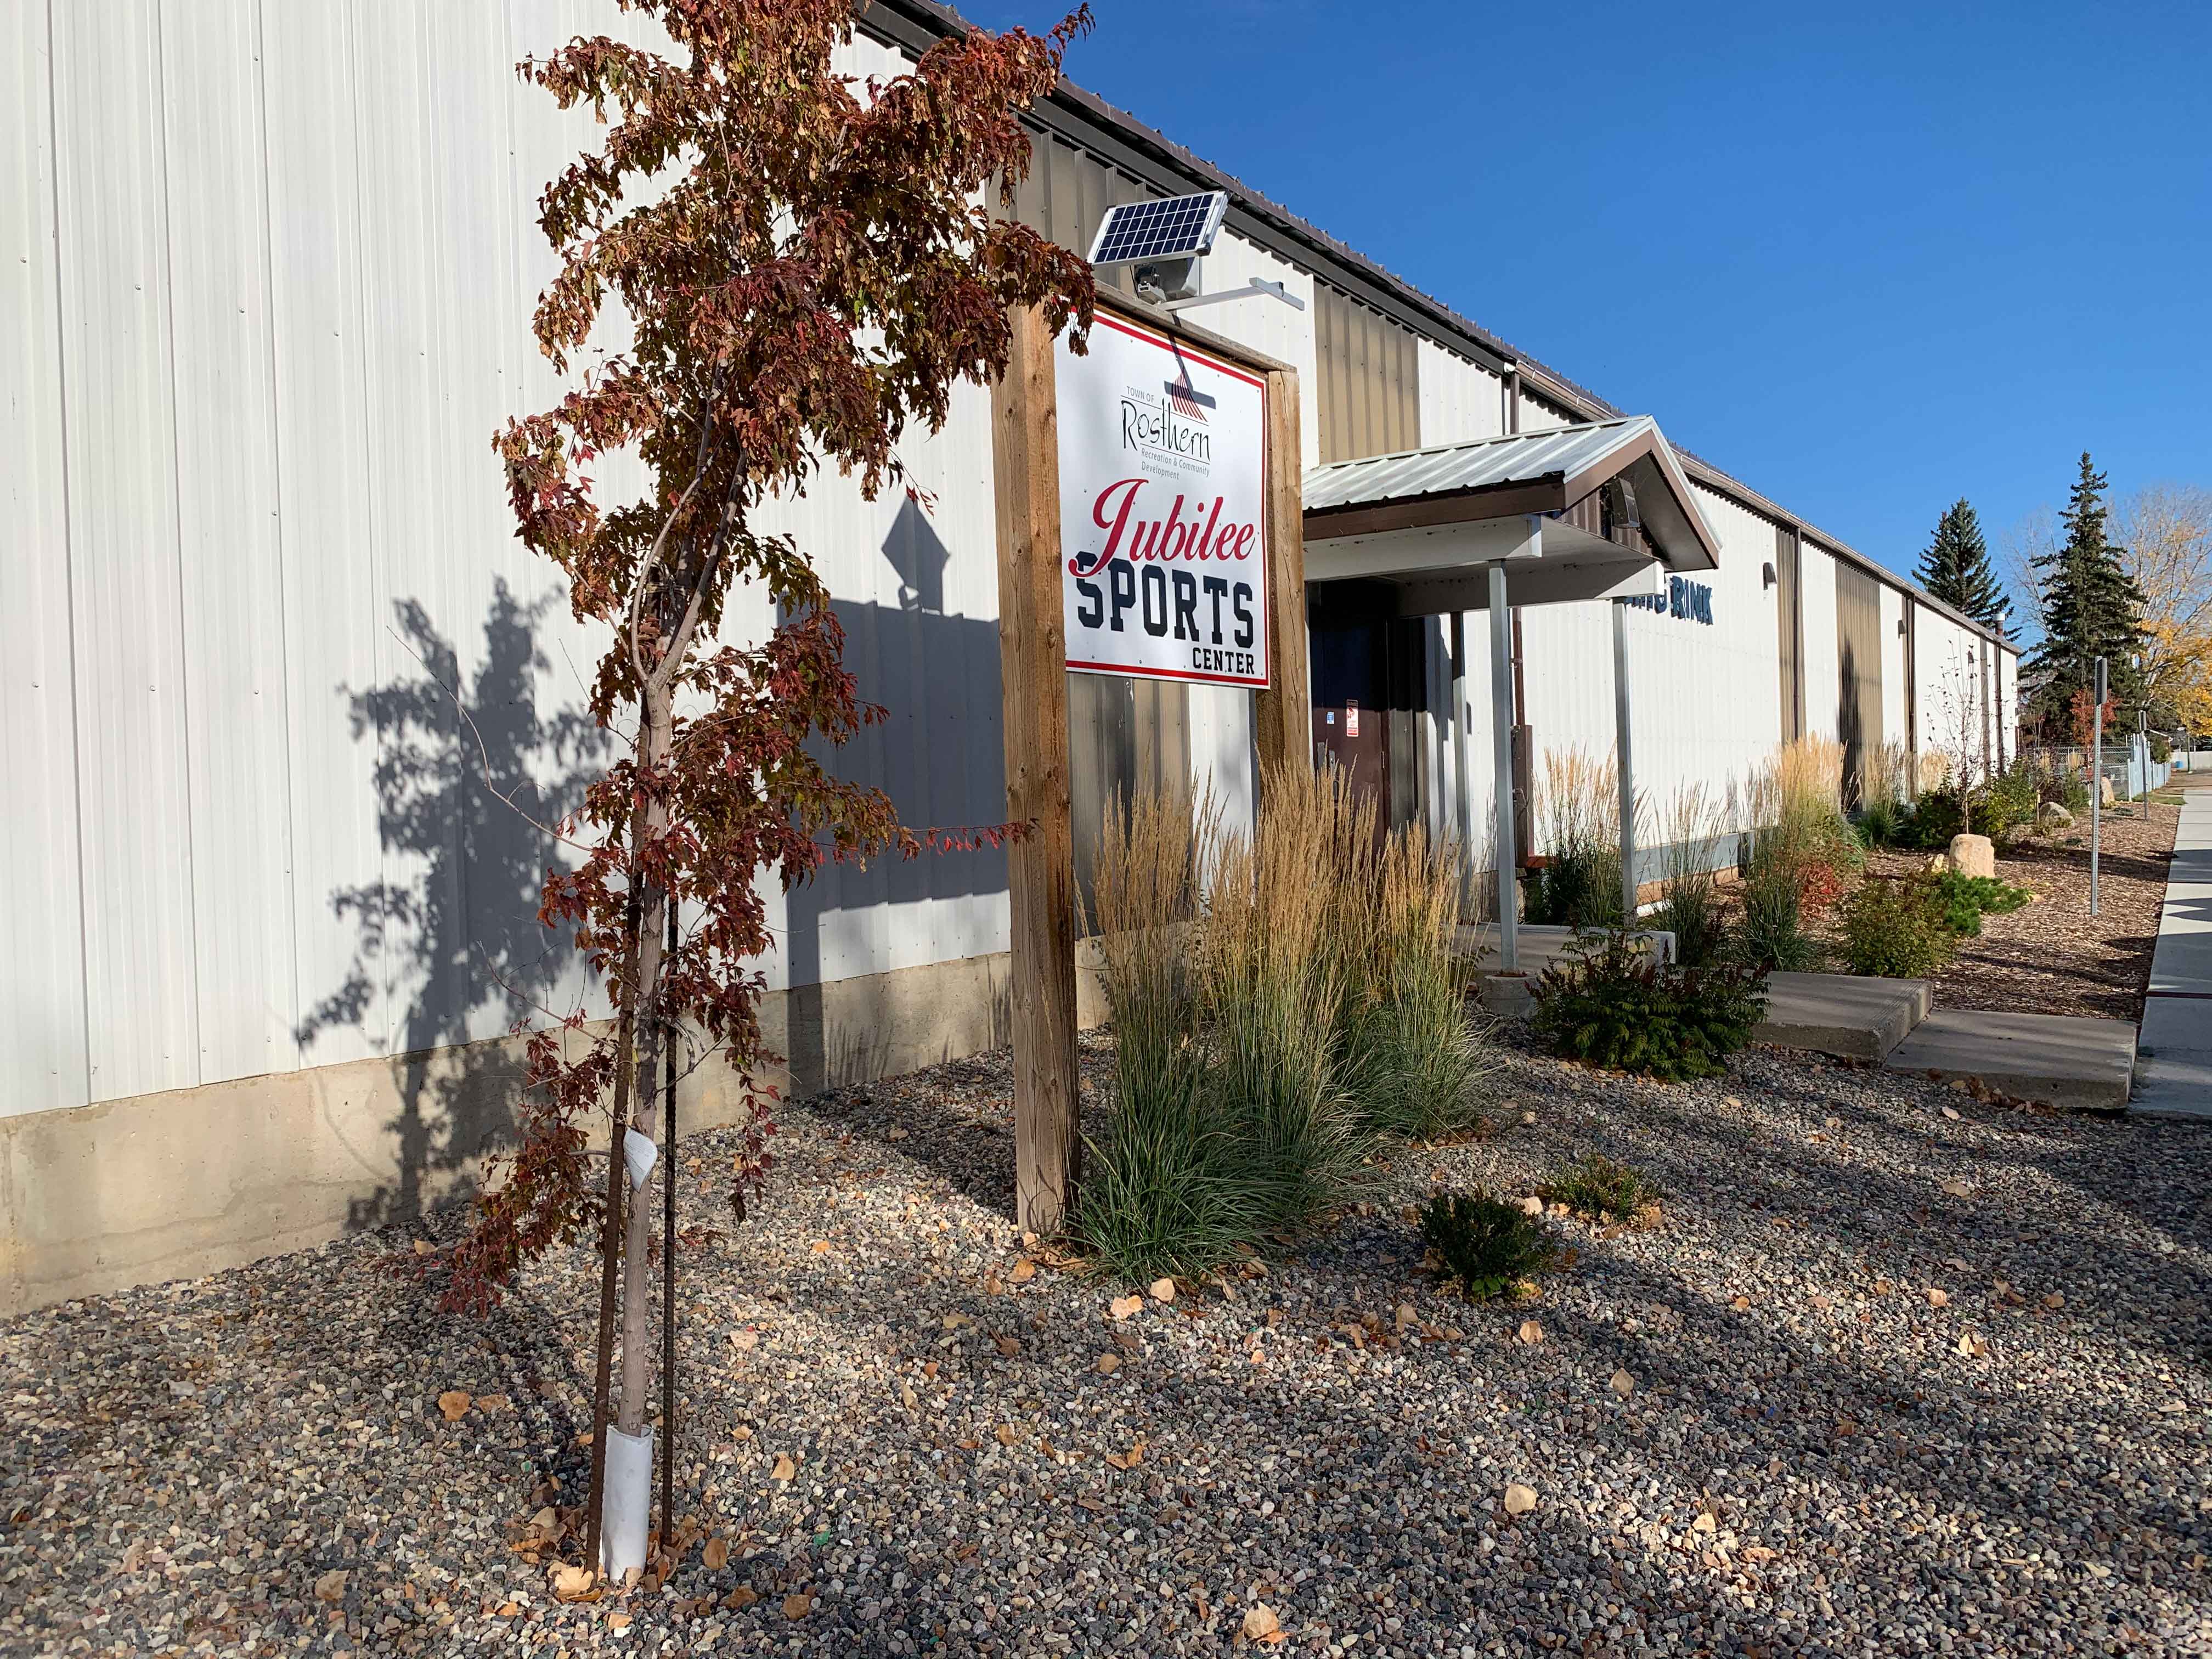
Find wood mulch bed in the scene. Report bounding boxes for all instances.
[1818,788,2188,1023]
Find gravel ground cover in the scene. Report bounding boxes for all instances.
[1843,795,2181,1023]
[5,1035,2210,1658]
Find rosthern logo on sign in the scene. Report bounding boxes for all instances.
[1056,313,1268,689]
[1623,575,1714,625]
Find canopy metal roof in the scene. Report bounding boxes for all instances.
[1301,416,1723,616]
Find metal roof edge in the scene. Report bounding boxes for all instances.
[853,0,2018,659]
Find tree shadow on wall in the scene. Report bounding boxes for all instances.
[296,579,606,1231]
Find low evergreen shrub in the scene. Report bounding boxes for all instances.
[1532,930,1768,1082]
[1417,1189,1555,1301]
[1833,876,1956,978]
[1926,870,2032,936]
[1538,1152,1663,1224]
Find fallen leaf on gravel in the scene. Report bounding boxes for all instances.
[994,1334,1020,1358]
[809,1241,832,1255]
[1941,1105,1961,1121]
[702,1537,729,1571]
[2044,1292,2065,1310]
[900,1384,918,1407]
[1111,1327,1141,1353]
[608,1612,632,1631]
[1520,1110,1537,1126]
[1242,1602,1284,1643]
[437,1391,471,1421]
[771,1454,797,1482]
[1503,1482,1538,1515]
[1940,1180,1973,1198]
[476,1393,511,1412]
[782,1593,812,1619]
[550,1565,594,1600]
[723,1586,759,1610]
[413,1238,435,1256]
[1519,1195,1544,1218]
[1730,1295,1751,1311]
[1809,1294,1833,1311]
[1109,1295,1143,1321]
[941,1313,973,1330]
[886,1127,908,1140]
[1692,1511,1717,1533]
[1149,1278,1176,1303]
[1395,1303,1418,1333]
[528,1505,561,1540]
[1011,1258,1036,1284]
[496,1601,520,1617]
[1517,1321,1543,1345]
[1095,1352,1122,1374]
[1610,1369,1635,1398]
[995,1424,1017,1447]
[1957,1331,1990,1358]
[1874,1278,1894,1294]
[1742,1545,1776,1564]
[314,1569,349,1604]
[1927,1288,1950,1307]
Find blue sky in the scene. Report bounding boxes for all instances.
[961,0,2211,603]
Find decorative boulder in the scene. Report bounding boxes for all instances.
[1946,833,1996,880]
[2035,799,2075,832]
[2098,775,2116,808]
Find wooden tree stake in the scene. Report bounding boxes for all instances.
[1255,366,1311,776]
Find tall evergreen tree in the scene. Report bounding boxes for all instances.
[2029,453,2148,719]
[1914,498,2010,633]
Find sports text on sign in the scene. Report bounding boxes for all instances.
[1056,312,1269,689]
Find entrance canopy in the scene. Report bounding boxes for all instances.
[1299,416,1723,972]
[1301,416,1720,614]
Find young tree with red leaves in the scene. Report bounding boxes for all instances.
[447,0,1093,1573]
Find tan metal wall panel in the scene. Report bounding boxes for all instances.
[1775,526,1804,742]
[1314,285,1417,464]
[1835,561,1884,800]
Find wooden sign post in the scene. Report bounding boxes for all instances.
[992,299,1309,1237]
[992,303,1082,1237]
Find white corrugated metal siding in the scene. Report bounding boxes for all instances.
[1,6,1027,1119]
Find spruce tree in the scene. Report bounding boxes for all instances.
[1914,498,2010,633]
[2029,453,2148,720]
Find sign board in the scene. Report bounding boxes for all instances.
[1056,311,1269,687]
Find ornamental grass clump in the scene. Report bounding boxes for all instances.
[1533,929,1768,1082]
[1539,1153,1663,1226]
[1075,788,1266,1283]
[1199,771,1369,1231]
[1418,1189,1556,1302]
[1526,746,1626,930]
[1335,817,1496,1141]
[1651,782,1729,967]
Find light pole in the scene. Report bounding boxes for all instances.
[2090,656,2105,917]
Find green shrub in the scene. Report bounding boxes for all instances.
[1927,870,2032,936]
[2053,771,2091,813]
[1417,1190,1555,1301]
[1729,857,1820,972]
[1983,761,2040,840]
[2152,732,2172,764]
[1532,930,1769,1081]
[1538,1153,1662,1223]
[1833,876,1957,978]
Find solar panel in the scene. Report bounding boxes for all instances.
[1086,191,1228,268]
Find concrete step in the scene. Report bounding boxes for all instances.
[1883,1008,2138,1112]
[1754,972,1930,1060]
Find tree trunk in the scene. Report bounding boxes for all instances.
[618,689,675,1440]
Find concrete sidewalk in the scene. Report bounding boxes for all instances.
[2134,787,2212,1119]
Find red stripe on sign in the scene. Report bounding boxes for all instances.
[1066,658,1269,688]
[1090,311,1267,391]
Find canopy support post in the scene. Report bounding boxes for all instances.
[1613,597,1637,930]
[1488,560,1517,970]
[1449,611,1474,910]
